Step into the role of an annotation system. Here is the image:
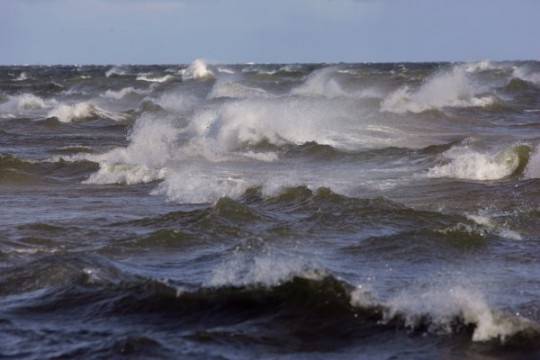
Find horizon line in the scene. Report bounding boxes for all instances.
[1,58,538,67]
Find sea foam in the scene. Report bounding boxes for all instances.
[427,144,530,181]
[1,93,53,111]
[48,102,127,123]
[381,66,496,113]
[379,285,534,342]
[136,73,174,83]
[180,59,214,81]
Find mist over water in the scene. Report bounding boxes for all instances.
[1,59,540,359]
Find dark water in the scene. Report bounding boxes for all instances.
[1,60,540,359]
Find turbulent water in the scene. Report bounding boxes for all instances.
[1,59,540,359]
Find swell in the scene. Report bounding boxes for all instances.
[116,187,493,250]
[271,139,458,161]
[0,154,98,185]
[4,256,539,348]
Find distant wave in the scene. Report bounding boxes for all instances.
[101,86,151,99]
[242,64,305,76]
[180,59,214,81]
[291,67,381,99]
[381,65,497,113]
[0,154,97,185]
[136,73,175,83]
[47,102,128,123]
[105,66,128,78]
[0,93,57,115]
[13,72,29,82]
[217,67,235,74]
[208,80,272,99]
[512,66,540,85]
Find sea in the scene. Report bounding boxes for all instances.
[1,59,540,359]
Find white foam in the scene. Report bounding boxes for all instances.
[85,163,167,185]
[524,145,540,179]
[464,60,497,73]
[79,115,178,184]
[427,144,524,181]
[381,286,532,342]
[180,58,214,81]
[466,212,522,240]
[512,65,540,84]
[102,86,150,100]
[183,98,363,155]
[207,253,537,343]
[208,80,272,99]
[292,67,382,99]
[381,66,496,113]
[73,91,430,203]
[208,252,324,287]
[151,92,200,114]
[152,165,253,204]
[105,66,127,78]
[48,102,127,123]
[217,67,235,74]
[13,72,29,81]
[136,73,174,83]
[0,93,52,112]
[291,68,348,98]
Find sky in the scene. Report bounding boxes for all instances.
[1,0,539,64]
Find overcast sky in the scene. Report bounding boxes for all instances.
[1,0,539,64]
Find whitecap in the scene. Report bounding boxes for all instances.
[136,73,174,83]
[427,144,530,181]
[208,80,272,99]
[47,102,127,123]
[180,58,214,81]
[381,66,496,113]
[105,66,127,78]
[101,86,150,100]
[13,72,29,81]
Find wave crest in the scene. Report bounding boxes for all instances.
[427,143,531,181]
[47,102,128,123]
[136,73,174,83]
[381,66,497,113]
[208,80,271,99]
[12,255,537,346]
[180,58,214,81]
[0,93,56,113]
[102,86,150,99]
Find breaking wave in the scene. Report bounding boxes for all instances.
[217,67,235,74]
[0,93,56,113]
[180,58,214,81]
[73,115,177,184]
[105,66,128,78]
[102,86,151,99]
[208,80,272,99]
[427,143,532,180]
[525,146,540,179]
[13,72,29,81]
[136,73,175,83]
[379,284,537,342]
[291,67,380,99]
[7,254,538,346]
[381,66,497,113]
[47,102,128,123]
[512,66,540,85]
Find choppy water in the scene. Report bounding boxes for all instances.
[1,59,540,359]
